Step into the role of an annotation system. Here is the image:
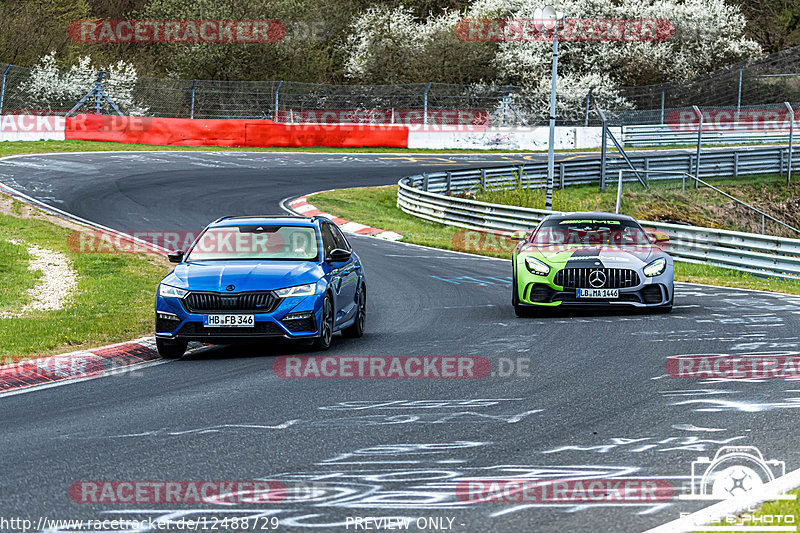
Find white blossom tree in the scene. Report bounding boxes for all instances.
[21,51,149,115]
[343,0,762,121]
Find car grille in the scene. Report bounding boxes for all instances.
[176,322,285,337]
[555,268,640,289]
[183,291,279,313]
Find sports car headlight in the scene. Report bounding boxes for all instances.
[524,256,550,276]
[275,282,317,298]
[158,284,188,298]
[643,257,667,277]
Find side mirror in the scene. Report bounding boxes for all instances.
[167,250,184,263]
[327,248,352,263]
[509,230,528,240]
[646,231,670,246]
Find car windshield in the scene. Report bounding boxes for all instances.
[532,218,651,246]
[185,224,319,261]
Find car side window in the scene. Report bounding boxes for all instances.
[330,224,351,251]
[321,224,337,257]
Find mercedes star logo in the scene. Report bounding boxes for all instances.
[588,270,607,288]
[226,284,235,291]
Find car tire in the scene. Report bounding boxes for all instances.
[512,275,519,307]
[513,276,537,317]
[313,293,334,350]
[156,338,187,359]
[342,285,366,338]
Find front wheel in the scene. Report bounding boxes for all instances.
[313,293,334,350]
[342,285,366,338]
[156,338,187,359]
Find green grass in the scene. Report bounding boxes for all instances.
[0,140,787,158]
[311,184,800,295]
[0,239,38,309]
[0,209,170,362]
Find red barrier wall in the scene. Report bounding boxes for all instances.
[65,114,410,148]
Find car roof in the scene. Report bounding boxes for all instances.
[209,215,325,228]
[545,211,637,222]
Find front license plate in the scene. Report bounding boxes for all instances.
[577,288,619,299]
[204,314,255,327]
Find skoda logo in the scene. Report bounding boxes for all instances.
[588,270,606,288]
[226,284,235,291]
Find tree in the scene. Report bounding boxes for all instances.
[0,0,90,67]
[734,0,800,53]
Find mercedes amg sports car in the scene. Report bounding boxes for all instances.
[155,215,366,358]
[512,212,673,316]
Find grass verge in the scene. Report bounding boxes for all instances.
[311,185,800,295]
[0,139,785,158]
[0,195,170,362]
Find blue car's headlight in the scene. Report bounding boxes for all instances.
[643,257,667,277]
[158,284,188,298]
[524,256,550,276]
[275,282,317,298]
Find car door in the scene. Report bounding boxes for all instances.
[323,222,358,325]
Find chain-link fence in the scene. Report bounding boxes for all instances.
[1,46,799,126]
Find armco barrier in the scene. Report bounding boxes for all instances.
[397,175,800,279]
[406,145,799,192]
[622,123,794,147]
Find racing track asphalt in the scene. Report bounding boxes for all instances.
[1,151,799,533]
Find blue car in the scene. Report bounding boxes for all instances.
[155,216,366,358]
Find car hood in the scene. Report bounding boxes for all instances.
[162,261,323,292]
[520,244,661,269]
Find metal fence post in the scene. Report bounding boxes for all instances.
[600,115,608,192]
[660,83,666,124]
[584,86,595,127]
[423,82,432,126]
[423,173,429,191]
[559,162,565,188]
[693,105,703,188]
[734,152,739,177]
[517,164,525,189]
[190,80,196,119]
[736,65,743,117]
[95,71,104,114]
[445,172,452,193]
[480,168,486,192]
[274,81,283,120]
[0,64,11,116]
[786,102,794,185]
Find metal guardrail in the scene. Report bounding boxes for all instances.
[622,123,794,147]
[397,159,800,279]
[409,146,798,193]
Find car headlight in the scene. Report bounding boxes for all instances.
[275,282,317,298]
[643,257,667,277]
[524,256,550,276]
[158,284,188,298]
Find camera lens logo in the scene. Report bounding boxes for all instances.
[682,446,786,501]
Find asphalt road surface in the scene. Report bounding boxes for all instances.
[1,151,799,533]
